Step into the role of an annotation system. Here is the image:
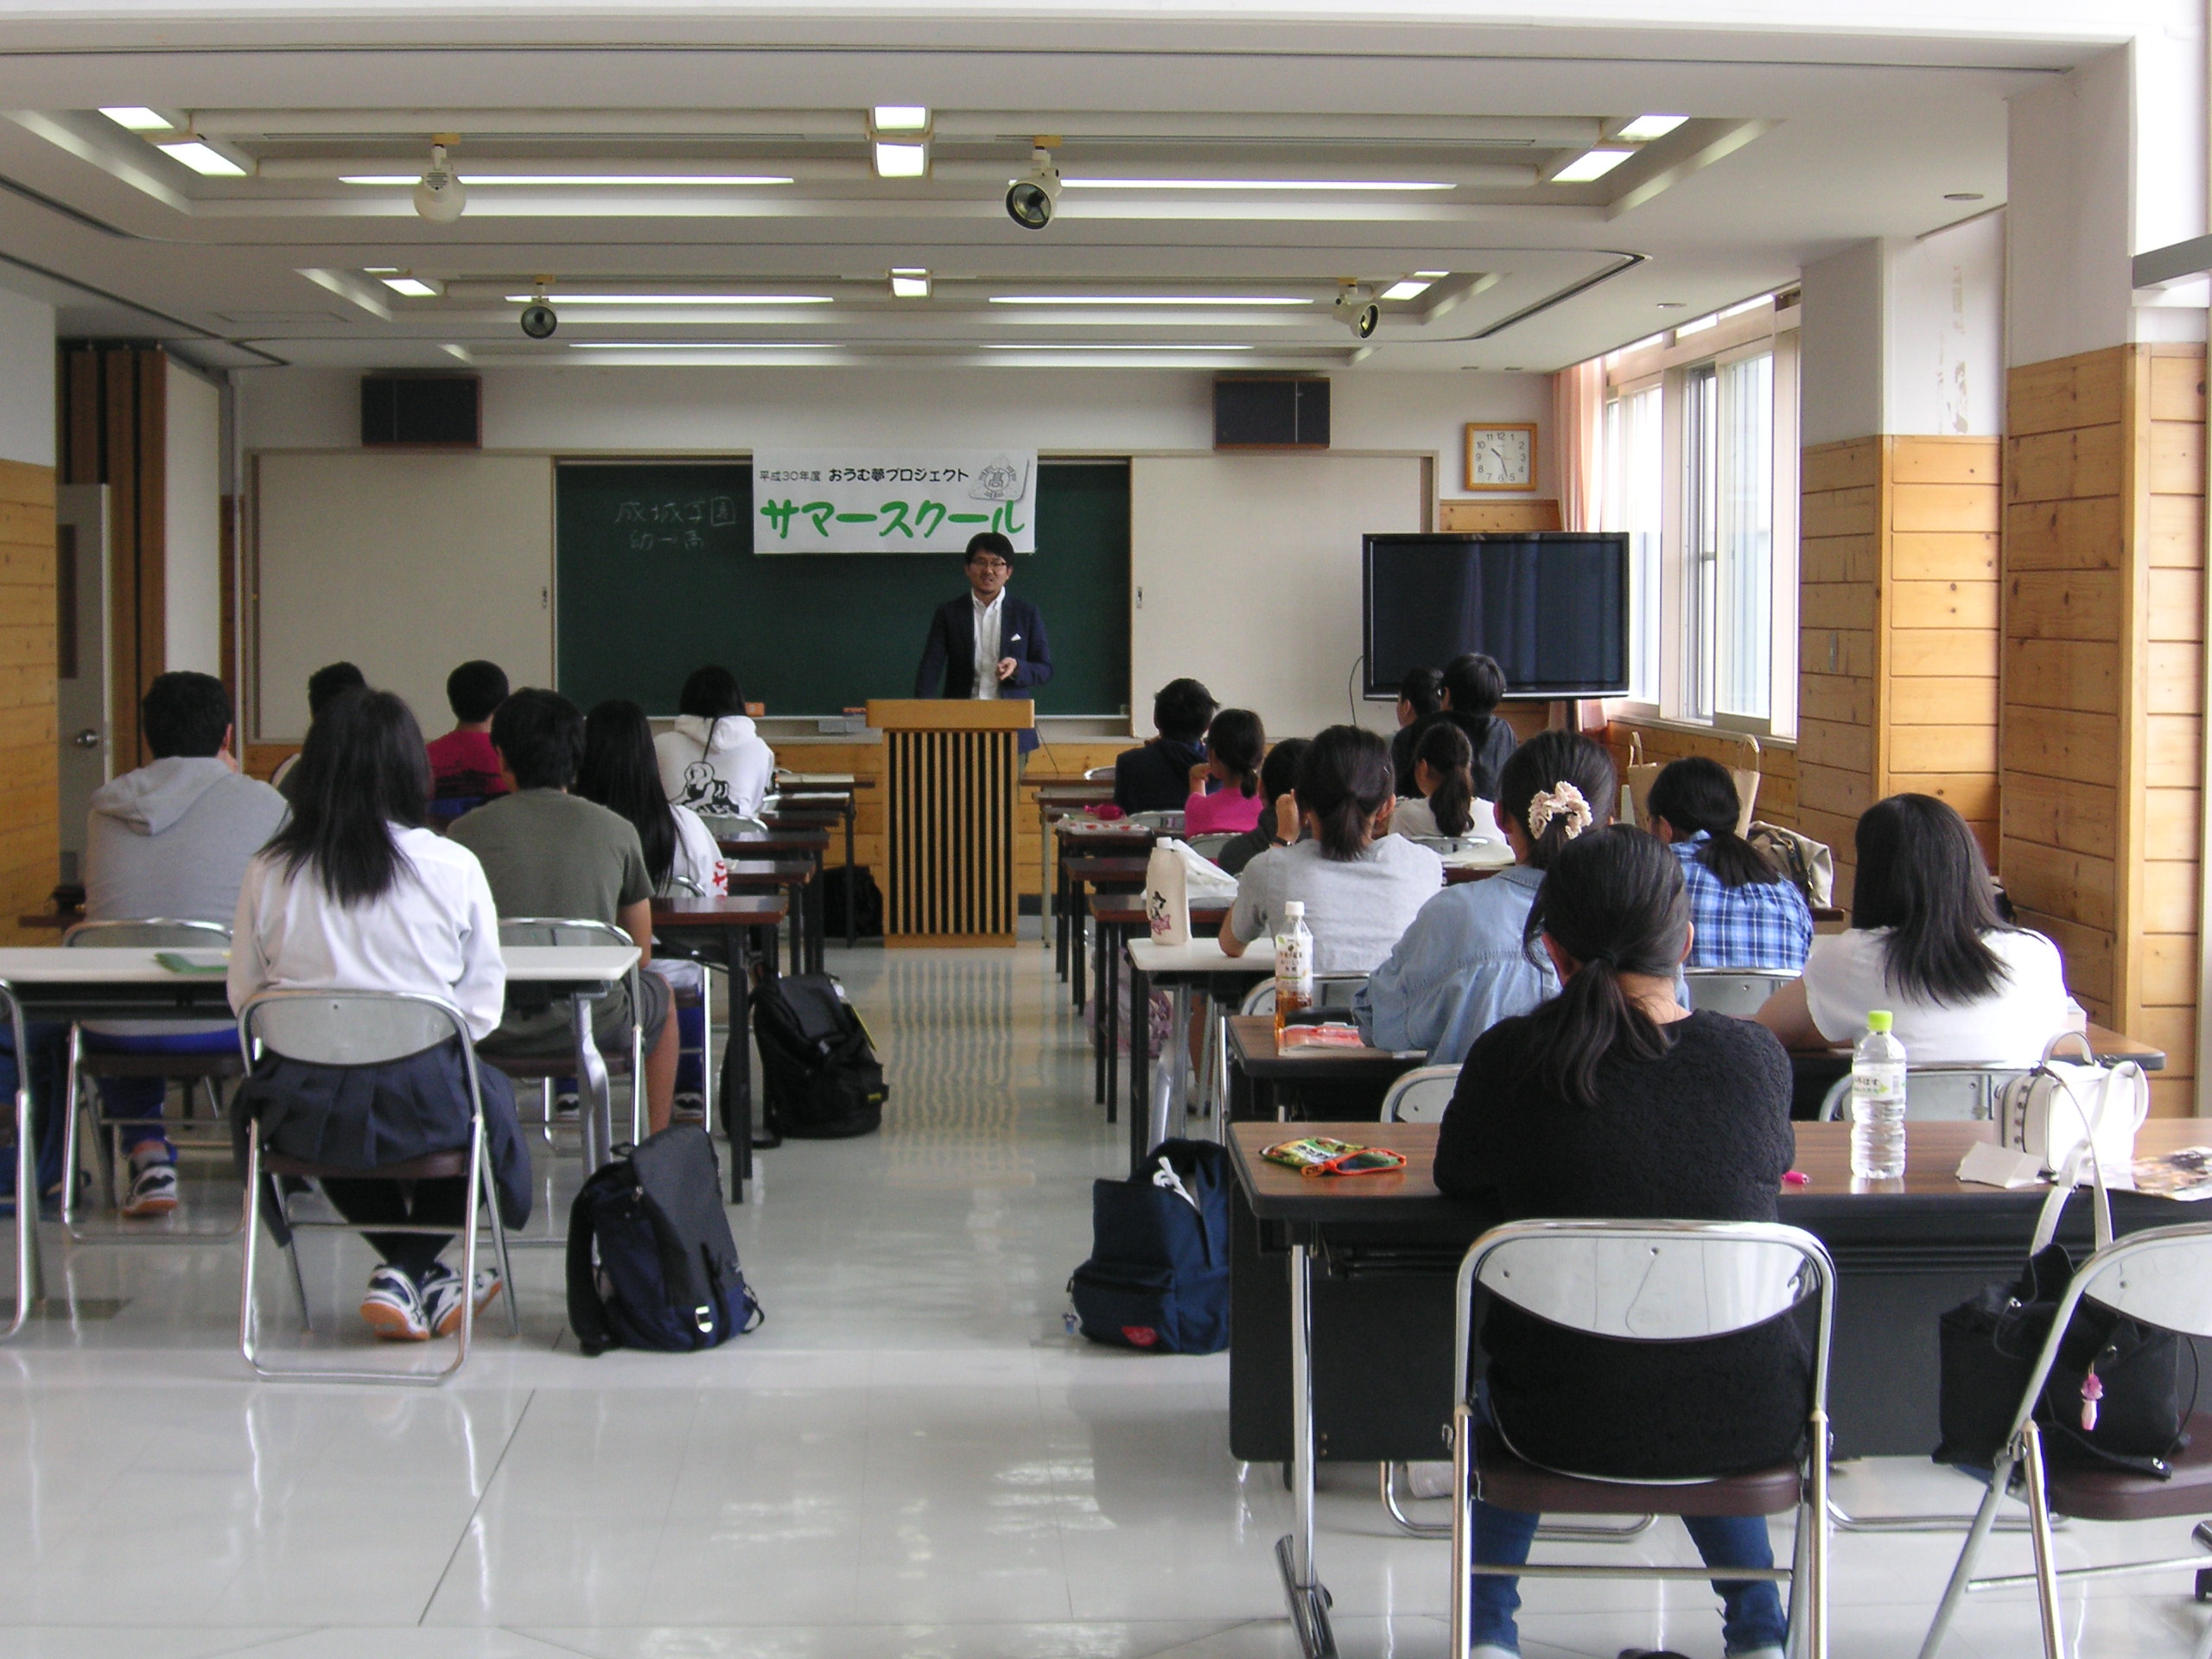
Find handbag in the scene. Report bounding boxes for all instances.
[1746,821,1836,909]
[1999,1032,2148,1177]
[1935,1144,2192,1477]
[1622,731,1761,836]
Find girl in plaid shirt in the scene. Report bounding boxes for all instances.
[1645,758,1812,972]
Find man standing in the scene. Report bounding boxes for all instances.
[913,531,1052,754]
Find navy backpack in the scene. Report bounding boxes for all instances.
[1069,1138,1231,1354]
[568,1124,763,1355]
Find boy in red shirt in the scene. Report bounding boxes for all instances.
[426,659,510,801]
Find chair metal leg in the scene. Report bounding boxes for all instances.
[1806,1405,1830,1659]
[1449,1403,1473,1659]
[697,969,715,1141]
[2020,1421,2065,1659]
[60,1027,84,1231]
[479,1135,520,1338]
[1916,1453,2014,1659]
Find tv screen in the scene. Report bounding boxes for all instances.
[1363,532,1630,699]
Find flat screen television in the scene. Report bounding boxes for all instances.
[1363,531,1630,699]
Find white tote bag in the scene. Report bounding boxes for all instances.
[1999,1032,2150,1179]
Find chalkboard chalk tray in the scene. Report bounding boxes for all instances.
[556,459,1130,720]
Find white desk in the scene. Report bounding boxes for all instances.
[0,943,639,1340]
[1123,937,1280,1166]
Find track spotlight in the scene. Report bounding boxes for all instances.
[1006,145,1061,232]
[1333,284,1380,340]
[518,283,558,339]
[414,140,466,223]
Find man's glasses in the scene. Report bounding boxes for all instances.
[969,558,1011,572]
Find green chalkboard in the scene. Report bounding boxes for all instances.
[555,460,1130,718]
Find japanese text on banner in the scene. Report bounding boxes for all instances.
[752,449,1038,554]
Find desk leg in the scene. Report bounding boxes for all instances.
[1128,963,1150,1170]
[1103,924,1120,1123]
[1274,1241,1335,1659]
[787,887,805,977]
[575,993,614,1174]
[723,931,753,1203]
[843,804,857,951]
[1072,881,1088,1013]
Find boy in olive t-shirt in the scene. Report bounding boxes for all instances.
[447,689,677,1132]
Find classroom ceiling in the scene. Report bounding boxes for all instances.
[0,9,2104,374]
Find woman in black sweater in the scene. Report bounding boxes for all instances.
[1433,825,1800,1659]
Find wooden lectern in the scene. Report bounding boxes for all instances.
[866,699,1033,945]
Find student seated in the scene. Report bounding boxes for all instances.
[1114,677,1217,814]
[81,671,289,1217]
[1182,708,1267,836]
[427,658,511,803]
[578,699,727,1115]
[1218,726,1442,973]
[448,690,679,1133]
[1645,756,1811,973]
[270,661,366,798]
[1410,652,1516,802]
[1389,664,1442,798]
[1757,792,2074,1065]
[1433,825,1799,1659]
[1389,719,1491,842]
[654,664,775,820]
[228,689,525,1341]
[1356,731,1615,1063]
[1213,737,1307,878]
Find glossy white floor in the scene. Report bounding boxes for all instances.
[2,934,2208,1658]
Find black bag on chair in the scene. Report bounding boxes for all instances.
[752,973,886,1140]
[1936,1158,2192,1477]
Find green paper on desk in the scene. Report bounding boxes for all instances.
[155,950,229,976]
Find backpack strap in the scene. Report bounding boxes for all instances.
[565,1173,618,1357]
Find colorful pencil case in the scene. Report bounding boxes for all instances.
[1261,1137,1409,1179]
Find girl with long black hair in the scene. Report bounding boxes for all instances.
[1758,792,2074,1065]
[229,688,527,1342]
[652,664,775,818]
[1644,755,1811,970]
[1390,718,1482,841]
[1433,825,1800,1659]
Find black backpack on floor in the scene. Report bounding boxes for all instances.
[753,972,887,1140]
[568,1124,763,1356]
[1069,1139,1232,1355]
[820,866,884,938]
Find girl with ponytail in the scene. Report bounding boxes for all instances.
[1356,730,1616,1064]
[1183,708,1268,835]
[1431,825,1801,1659]
[1644,755,1812,970]
[1389,719,1483,842]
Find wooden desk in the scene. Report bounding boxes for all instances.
[1224,1014,1424,1126]
[721,859,818,976]
[1064,853,1149,1019]
[1054,822,1156,987]
[768,782,861,946]
[1224,1115,2212,1645]
[651,895,788,1200]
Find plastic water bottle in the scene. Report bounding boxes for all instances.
[1850,1010,1908,1180]
[1274,900,1314,1041]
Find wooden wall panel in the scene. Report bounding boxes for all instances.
[2002,343,2207,1114]
[0,460,56,944]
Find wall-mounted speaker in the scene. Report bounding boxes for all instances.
[1213,373,1330,450]
[360,373,481,448]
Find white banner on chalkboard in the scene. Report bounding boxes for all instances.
[752,449,1038,555]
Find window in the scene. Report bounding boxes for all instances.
[1593,299,1798,736]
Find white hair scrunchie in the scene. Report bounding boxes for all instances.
[1526,781,1593,842]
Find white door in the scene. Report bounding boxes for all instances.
[55,484,110,889]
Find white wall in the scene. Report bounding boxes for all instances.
[163,359,222,676]
[0,284,54,470]
[1799,241,1885,448]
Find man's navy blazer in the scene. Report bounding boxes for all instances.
[914,594,1053,752]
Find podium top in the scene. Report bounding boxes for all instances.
[866,699,1034,733]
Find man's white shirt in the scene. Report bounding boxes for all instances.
[970,589,1005,699]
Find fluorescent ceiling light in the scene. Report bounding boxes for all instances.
[99,106,172,131]
[157,140,246,177]
[1616,114,1688,143]
[1719,295,1774,320]
[872,105,929,132]
[1675,313,1719,335]
[341,174,792,187]
[1415,270,1450,278]
[505,293,833,305]
[567,340,836,350]
[988,295,1310,307]
[982,343,1255,352]
[1380,280,1433,302]
[380,276,438,298]
[1552,148,1635,184]
[874,141,928,180]
[440,343,474,362]
[363,266,401,274]
[1060,178,1452,192]
[890,268,931,298]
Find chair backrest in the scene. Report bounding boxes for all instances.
[1455,1218,1836,1417]
[1240,972,1369,1017]
[2068,1223,2212,1340]
[660,874,706,899]
[1683,969,1796,1018]
[1186,832,1235,863]
[1382,1064,1461,1123]
[239,988,471,1067]
[1816,1064,2025,1122]
[498,917,634,952]
[1083,764,1116,781]
[63,917,232,950]
[1130,810,1185,833]
[1414,835,1485,855]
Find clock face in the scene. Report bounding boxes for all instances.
[1470,428,1531,486]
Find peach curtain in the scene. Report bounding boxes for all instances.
[1552,356,1607,531]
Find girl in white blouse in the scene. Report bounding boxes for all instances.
[230,688,525,1344]
[1757,793,2075,1066]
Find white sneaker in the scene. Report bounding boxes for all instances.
[119,1157,178,1218]
[418,1262,503,1338]
[359,1265,429,1341]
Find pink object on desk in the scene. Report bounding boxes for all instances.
[1184,786,1264,836]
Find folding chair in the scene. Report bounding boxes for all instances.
[0,978,40,1341]
[1817,1064,2025,1123]
[1238,973,1369,1019]
[1684,967,1798,1018]
[1449,1218,1837,1659]
[236,988,519,1385]
[58,918,245,1243]
[1185,832,1235,864]
[1919,1220,2212,1659]
[1381,1064,1461,1125]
